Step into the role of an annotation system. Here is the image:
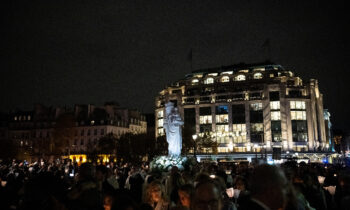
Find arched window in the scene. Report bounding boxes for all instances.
[221,76,230,83]
[235,74,246,81]
[192,79,199,84]
[253,73,263,79]
[204,77,214,84]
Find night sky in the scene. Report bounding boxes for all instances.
[2,1,349,130]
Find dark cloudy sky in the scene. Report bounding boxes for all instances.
[2,0,349,130]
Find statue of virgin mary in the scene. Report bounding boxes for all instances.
[163,102,184,156]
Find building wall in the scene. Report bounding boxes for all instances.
[155,63,329,153]
[4,103,147,155]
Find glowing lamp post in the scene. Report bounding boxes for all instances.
[228,142,234,152]
[192,134,198,159]
[263,145,267,160]
[254,144,258,163]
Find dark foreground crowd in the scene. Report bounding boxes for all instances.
[0,158,349,210]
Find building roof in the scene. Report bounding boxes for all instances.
[186,61,284,78]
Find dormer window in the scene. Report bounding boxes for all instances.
[235,74,246,81]
[221,71,233,75]
[253,73,263,79]
[208,73,218,76]
[239,69,249,73]
[253,67,265,71]
[204,77,214,84]
[221,76,230,83]
[192,79,199,85]
[193,73,203,78]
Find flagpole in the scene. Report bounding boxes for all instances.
[190,48,193,72]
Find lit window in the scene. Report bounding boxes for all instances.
[250,103,263,111]
[232,124,247,143]
[291,111,306,120]
[28,116,31,121]
[290,101,306,110]
[253,73,263,79]
[270,74,274,78]
[221,76,230,83]
[91,120,95,125]
[251,123,264,132]
[270,101,280,110]
[204,77,214,84]
[158,119,164,127]
[216,105,228,114]
[208,73,218,76]
[253,67,265,71]
[235,74,246,81]
[157,110,164,118]
[221,71,233,75]
[157,128,164,136]
[192,79,199,84]
[216,114,228,123]
[14,116,17,121]
[200,115,212,124]
[239,69,249,73]
[271,111,281,120]
[216,124,229,133]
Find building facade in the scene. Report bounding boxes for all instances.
[1,103,147,157]
[155,63,330,154]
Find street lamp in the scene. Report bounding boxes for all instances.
[254,144,258,163]
[192,134,198,159]
[228,142,234,152]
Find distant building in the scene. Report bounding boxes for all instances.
[2,103,147,157]
[155,62,330,155]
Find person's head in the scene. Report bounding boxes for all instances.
[96,165,108,181]
[171,166,179,175]
[194,172,211,186]
[234,176,247,191]
[112,195,138,210]
[178,184,194,208]
[249,164,288,210]
[78,163,95,182]
[192,179,223,210]
[103,194,114,210]
[144,180,165,204]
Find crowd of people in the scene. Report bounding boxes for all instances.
[0,157,349,210]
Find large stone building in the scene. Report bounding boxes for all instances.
[0,103,147,157]
[155,62,330,155]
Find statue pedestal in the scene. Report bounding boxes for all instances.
[150,155,196,172]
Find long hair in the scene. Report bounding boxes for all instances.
[143,180,167,204]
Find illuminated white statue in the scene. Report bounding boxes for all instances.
[164,102,184,156]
